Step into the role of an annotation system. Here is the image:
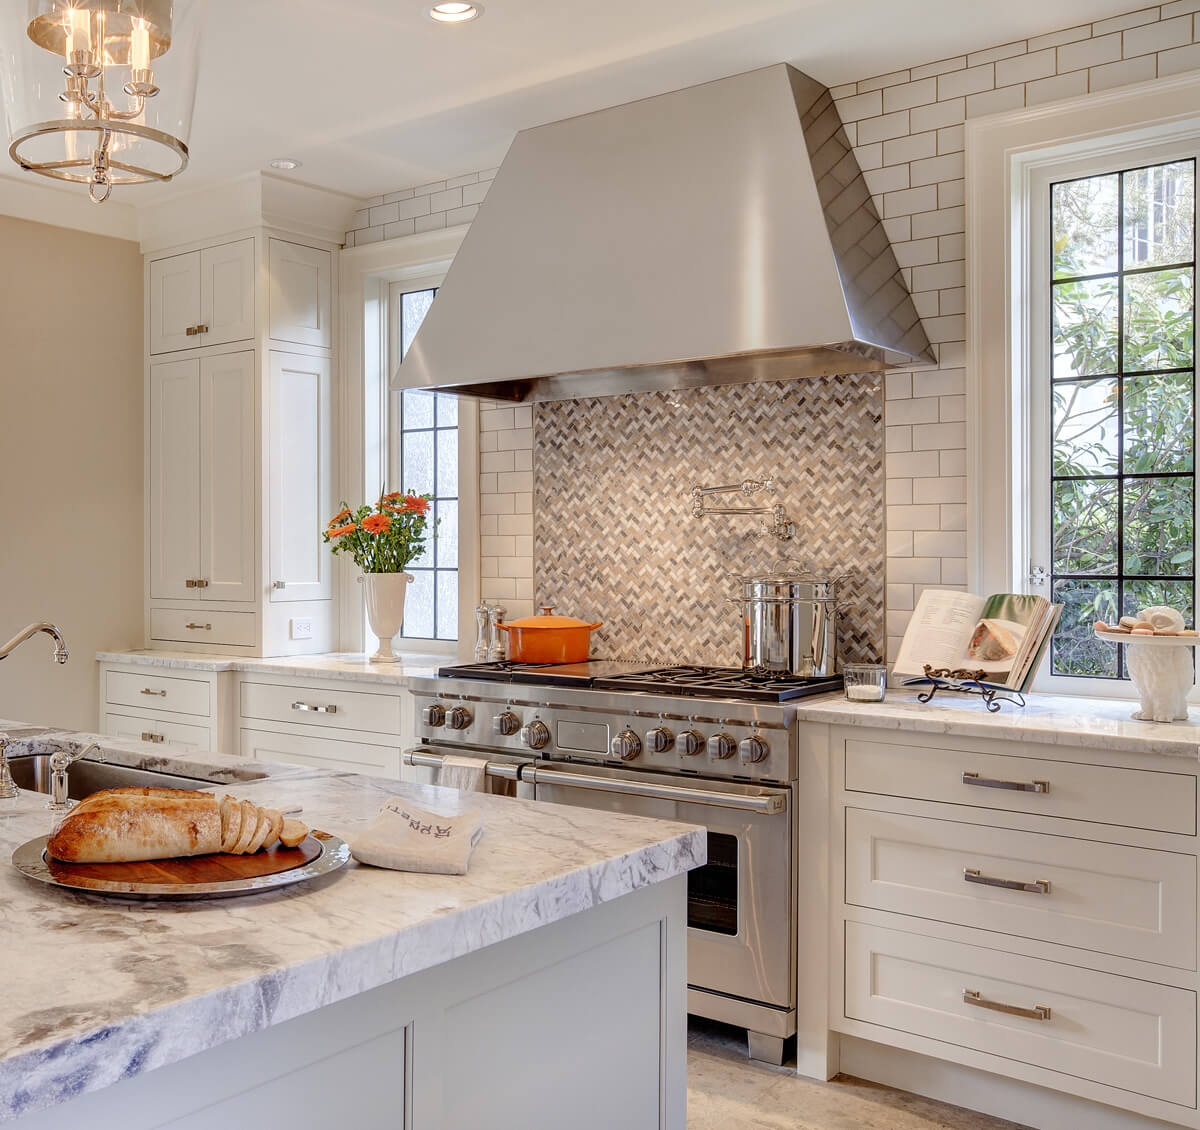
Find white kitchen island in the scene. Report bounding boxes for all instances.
[0,725,704,1129]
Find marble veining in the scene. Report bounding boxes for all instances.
[795,690,1200,758]
[95,650,443,685]
[0,728,704,1123]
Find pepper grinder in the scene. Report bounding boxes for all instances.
[473,602,492,662]
[487,604,508,662]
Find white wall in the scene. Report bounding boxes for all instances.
[0,215,144,730]
[348,1,1200,655]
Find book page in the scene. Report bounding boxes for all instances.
[893,589,987,676]
[974,593,1051,688]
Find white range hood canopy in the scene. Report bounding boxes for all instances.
[394,63,932,403]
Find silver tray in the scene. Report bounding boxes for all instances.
[11,829,351,900]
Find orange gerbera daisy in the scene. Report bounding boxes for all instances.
[381,491,403,502]
[328,507,352,528]
[361,513,392,536]
[327,522,357,538]
[404,495,430,515]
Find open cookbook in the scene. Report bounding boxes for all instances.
[893,589,1063,691]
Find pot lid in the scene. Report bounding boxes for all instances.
[504,606,598,629]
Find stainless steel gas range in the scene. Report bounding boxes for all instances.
[405,660,842,1065]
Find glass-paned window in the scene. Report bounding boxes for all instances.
[395,287,459,641]
[1049,160,1197,678]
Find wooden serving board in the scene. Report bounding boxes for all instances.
[45,837,321,886]
[13,830,350,900]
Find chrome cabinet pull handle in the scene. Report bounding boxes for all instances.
[292,702,338,714]
[141,732,165,744]
[140,688,167,697]
[185,622,211,630]
[963,868,1050,894]
[185,325,199,336]
[963,989,1050,1021]
[962,771,1049,794]
[193,578,208,588]
[272,580,287,589]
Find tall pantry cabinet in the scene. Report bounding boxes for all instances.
[144,232,337,656]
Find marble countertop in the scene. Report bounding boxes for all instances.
[0,727,704,1123]
[95,649,444,685]
[793,688,1200,758]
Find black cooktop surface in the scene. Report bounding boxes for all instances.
[437,661,844,702]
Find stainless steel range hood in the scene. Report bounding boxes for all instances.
[394,63,933,403]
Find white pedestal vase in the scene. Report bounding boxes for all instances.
[1096,629,1200,722]
[361,573,414,663]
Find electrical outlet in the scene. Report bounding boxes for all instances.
[291,617,314,640]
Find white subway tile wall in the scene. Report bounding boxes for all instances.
[346,2,1200,659]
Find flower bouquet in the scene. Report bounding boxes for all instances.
[323,490,435,662]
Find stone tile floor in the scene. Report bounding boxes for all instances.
[687,1020,1031,1130]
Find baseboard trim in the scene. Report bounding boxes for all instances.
[838,1036,1185,1130]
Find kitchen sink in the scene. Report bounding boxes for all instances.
[7,755,213,799]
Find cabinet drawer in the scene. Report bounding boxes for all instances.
[845,739,1196,835]
[150,607,256,648]
[240,728,401,777]
[104,712,212,752]
[240,681,401,734]
[846,808,1197,968]
[105,670,211,717]
[845,921,1197,1108]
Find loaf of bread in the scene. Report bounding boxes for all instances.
[47,787,309,863]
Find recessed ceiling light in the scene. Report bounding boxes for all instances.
[429,3,482,23]
[270,158,301,170]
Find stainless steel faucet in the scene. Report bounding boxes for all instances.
[46,743,104,812]
[0,623,69,664]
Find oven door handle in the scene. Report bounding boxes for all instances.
[402,748,521,781]
[526,765,788,814]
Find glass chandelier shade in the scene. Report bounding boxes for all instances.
[0,0,202,202]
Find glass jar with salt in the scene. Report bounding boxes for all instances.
[844,663,886,702]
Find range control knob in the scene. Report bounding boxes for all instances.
[645,726,675,754]
[520,720,551,750]
[707,732,738,760]
[446,706,473,730]
[493,710,521,736]
[422,703,446,727]
[678,729,706,756]
[611,729,643,761]
[738,734,770,764]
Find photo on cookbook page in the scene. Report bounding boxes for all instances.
[960,594,1046,683]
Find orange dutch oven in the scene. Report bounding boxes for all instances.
[496,606,603,664]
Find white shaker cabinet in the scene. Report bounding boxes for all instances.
[148,251,202,355]
[149,358,202,600]
[142,229,337,656]
[148,239,254,355]
[269,239,332,348]
[268,351,333,603]
[149,353,254,604]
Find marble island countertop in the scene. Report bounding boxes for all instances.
[793,687,1200,758]
[95,649,445,686]
[0,726,704,1123]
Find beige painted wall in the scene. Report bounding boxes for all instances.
[0,215,143,730]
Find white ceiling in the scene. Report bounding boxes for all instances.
[17,0,1155,206]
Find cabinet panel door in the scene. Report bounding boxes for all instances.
[149,251,201,354]
[268,352,332,602]
[149,359,201,599]
[104,711,212,751]
[199,352,255,601]
[269,239,332,348]
[200,238,255,346]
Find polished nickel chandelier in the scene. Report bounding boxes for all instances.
[0,0,203,203]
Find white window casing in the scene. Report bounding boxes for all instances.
[337,227,479,658]
[967,71,1200,698]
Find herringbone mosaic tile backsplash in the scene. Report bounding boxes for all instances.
[534,376,885,667]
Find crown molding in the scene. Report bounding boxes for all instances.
[135,172,360,252]
[0,173,139,241]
